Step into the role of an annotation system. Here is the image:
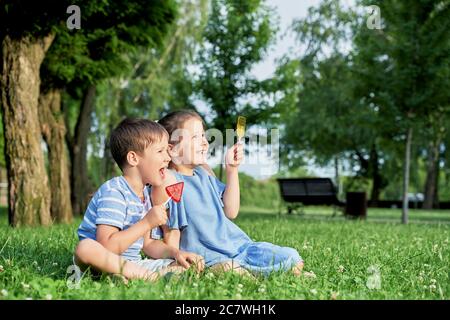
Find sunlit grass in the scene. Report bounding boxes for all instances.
[0,206,449,299]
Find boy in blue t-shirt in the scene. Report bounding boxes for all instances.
[73,118,204,281]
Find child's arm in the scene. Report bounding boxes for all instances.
[150,172,183,250]
[222,143,244,219]
[162,225,181,249]
[149,172,205,270]
[96,204,167,255]
[142,233,205,271]
[151,171,187,243]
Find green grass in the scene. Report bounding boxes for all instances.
[0,206,449,300]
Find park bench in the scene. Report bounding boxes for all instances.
[276,178,345,215]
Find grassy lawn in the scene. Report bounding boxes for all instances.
[0,206,449,300]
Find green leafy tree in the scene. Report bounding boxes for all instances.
[0,0,177,225]
[283,0,392,202]
[89,0,209,186]
[195,0,281,179]
[355,0,450,222]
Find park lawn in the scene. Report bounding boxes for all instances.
[0,206,449,300]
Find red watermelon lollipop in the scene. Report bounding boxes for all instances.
[163,182,184,205]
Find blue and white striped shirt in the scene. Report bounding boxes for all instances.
[77,176,152,261]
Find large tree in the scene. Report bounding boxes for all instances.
[195,0,281,179]
[284,0,450,221]
[1,0,177,225]
[283,0,392,202]
[39,0,178,217]
[355,0,450,222]
[0,0,84,226]
[90,0,209,185]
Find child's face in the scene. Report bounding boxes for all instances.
[136,135,171,187]
[170,117,209,167]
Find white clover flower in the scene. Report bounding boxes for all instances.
[52,262,58,266]
[304,271,316,278]
[21,282,30,289]
[429,284,436,290]
[310,289,318,295]
[237,284,243,289]
[258,287,266,293]
[1,289,8,297]
[338,265,345,273]
[25,297,33,300]
[430,279,437,284]
[32,261,38,266]
[45,294,53,300]
[0,265,4,272]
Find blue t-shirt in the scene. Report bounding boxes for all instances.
[154,167,252,266]
[77,176,152,262]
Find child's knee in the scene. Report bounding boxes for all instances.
[74,239,99,265]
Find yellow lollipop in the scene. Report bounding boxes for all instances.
[236,116,246,143]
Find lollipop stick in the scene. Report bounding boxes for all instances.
[163,197,171,207]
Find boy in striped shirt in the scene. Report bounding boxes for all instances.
[73,118,204,281]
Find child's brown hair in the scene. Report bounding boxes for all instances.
[158,110,205,144]
[109,118,168,170]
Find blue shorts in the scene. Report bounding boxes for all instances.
[233,242,303,275]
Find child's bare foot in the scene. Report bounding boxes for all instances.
[210,261,256,280]
[291,261,304,276]
[291,261,317,278]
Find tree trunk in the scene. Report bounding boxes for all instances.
[0,35,54,227]
[423,137,441,209]
[334,156,341,200]
[103,84,124,180]
[39,88,73,223]
[369,145,381,205]
[402,127,413,224]
[70,84,96,216]
[434,161,440,208]
[103,123,116,180]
